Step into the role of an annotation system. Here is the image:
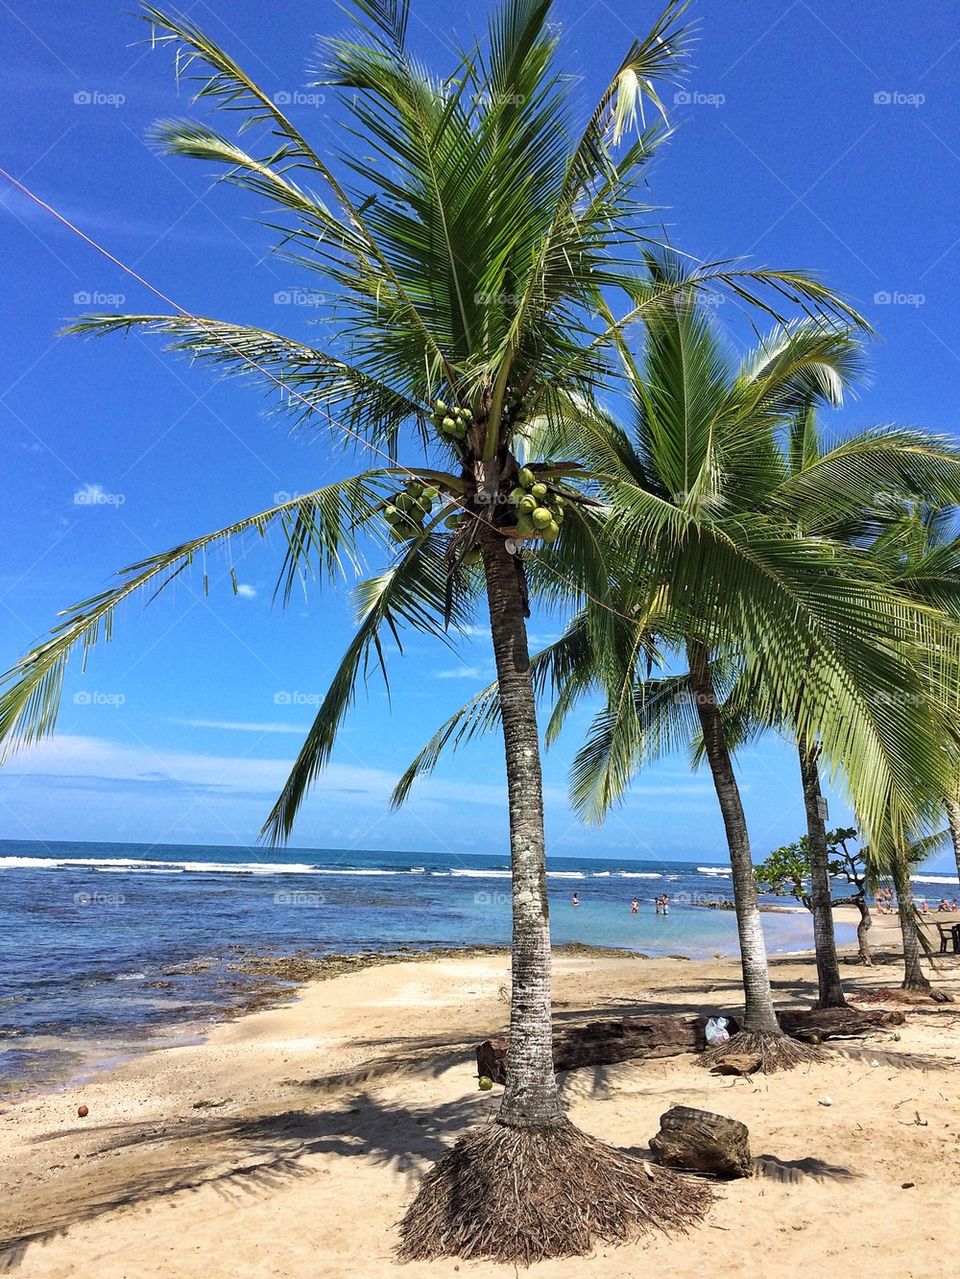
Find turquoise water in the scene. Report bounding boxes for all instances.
[0,838,855,1090]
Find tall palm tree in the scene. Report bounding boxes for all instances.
[1,0,870,1260]
[866,505,960,988]
[400,293,960,1066]
[946,800,960,884]
[780,417,960,1003]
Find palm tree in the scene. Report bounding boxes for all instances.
[400,290,960,1066]
[541,299,960,1061]
[864,505,960,989]
[1,0,871,1260]
[946,799,960,885]
[779,416,960,1004]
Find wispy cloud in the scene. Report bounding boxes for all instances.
[435,666,484,680]
[0,735,521,808]
[170,719,309,735]
[234,584,257,599]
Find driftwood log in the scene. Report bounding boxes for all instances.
[476,1015,729,1084]
[649,1106,752,1178]
[777,1006,905,1040]
[476,1007,904,1084]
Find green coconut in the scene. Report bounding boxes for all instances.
[384,504,401,525]
[463,546,482,567]
[508,487,527,506]
[517,467,536,489]
[531,482,548,500]
[408,481,423,499]
[435,399,447,414]
[478,1075,494,1091]
[518,494,537,514]
[531,506,552,529]
[444,513,464,530]
[422,486,439,501]
[542,519,560,542]
[395,492,413,514]
[442,416,456,431]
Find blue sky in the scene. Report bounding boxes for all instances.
[1,0,959,869]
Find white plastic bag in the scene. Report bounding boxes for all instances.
[704,1016,730,1046]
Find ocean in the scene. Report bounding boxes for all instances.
[2,836,927,1094]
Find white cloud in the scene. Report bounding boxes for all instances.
[235,584,257,599]
[435,666,484,680]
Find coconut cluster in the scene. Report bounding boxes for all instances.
[383,478,439,542]
[430,399,473,443]
[507,466,564,543]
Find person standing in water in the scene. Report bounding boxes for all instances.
[630,897,639,915]
[571,892,580,907]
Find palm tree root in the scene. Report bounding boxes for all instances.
[397,1116,712,1264]
[700,1029,820,1073]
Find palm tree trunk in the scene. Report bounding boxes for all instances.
[890,855,930,990]
[797,738,846,1008]
[687,640,781,1036]
[481,529,563,1127]
[854,895,873,964]
[946,799,960,886]
[402,530,711,1261]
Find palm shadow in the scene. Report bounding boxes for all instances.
[0,1085,491,1271]
[752,1154,858,1183]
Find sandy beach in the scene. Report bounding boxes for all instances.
[2,908,958,1279]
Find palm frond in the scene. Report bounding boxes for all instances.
[0,474,388,756]
[262,530,475,842]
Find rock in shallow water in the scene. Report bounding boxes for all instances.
[649,1105,751,1178]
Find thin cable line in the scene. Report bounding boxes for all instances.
[0,166,634,625]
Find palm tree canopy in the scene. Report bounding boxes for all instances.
[0,0,867,843]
